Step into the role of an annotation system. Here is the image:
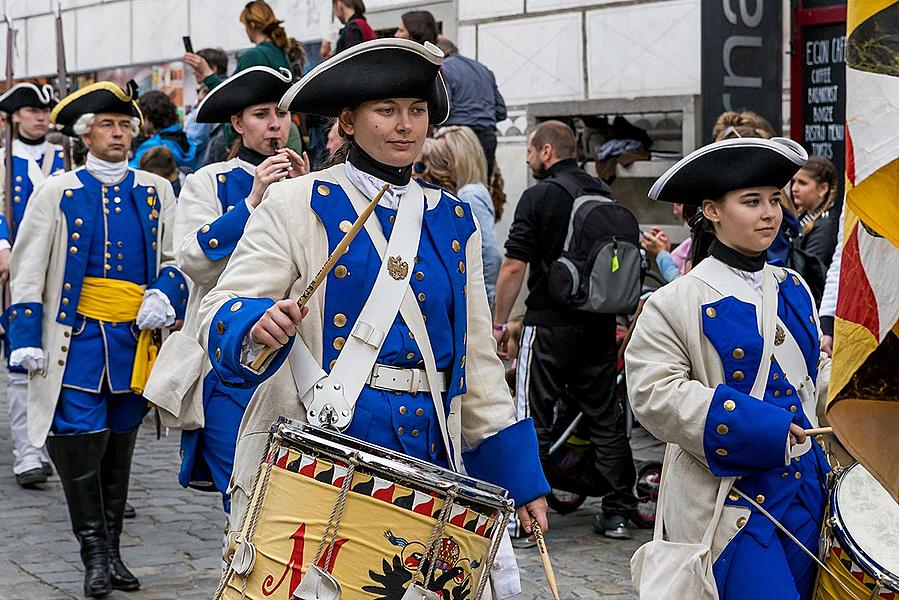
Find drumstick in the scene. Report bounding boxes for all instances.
[528,510,560,600]
[804,427,833,436]
[249,183,389,372]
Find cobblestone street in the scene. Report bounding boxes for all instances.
[0,404,653,600]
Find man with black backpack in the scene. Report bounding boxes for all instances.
[493,120,639,540]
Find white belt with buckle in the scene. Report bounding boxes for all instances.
[367,363,447,394]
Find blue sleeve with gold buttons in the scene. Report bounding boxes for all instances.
[208,297,295,388]
[150,266,189,320]
[462,418,551,506]
[703,384,794,476]
[7,303,43,349]
[196,199,252,262]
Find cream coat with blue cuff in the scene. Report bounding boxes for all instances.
[7,168,186,445]
[197,163,549,531]
[625,257,832,578]
[145,158,256,430]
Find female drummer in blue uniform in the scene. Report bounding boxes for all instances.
[197,38,550,562]
[625,137,833,600]
[145,66,308,512]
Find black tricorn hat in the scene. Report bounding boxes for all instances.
[649,137,808,205]
[279,38,449,124]
[0,82,58,114]
[196,66,295,123]
[50,80,142,133]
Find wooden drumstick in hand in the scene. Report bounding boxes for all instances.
[528,510,560,600]
[249,183,390,372]
[804,427,833,436]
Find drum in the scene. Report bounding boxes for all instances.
[215,417,514,600]
[816,462,899,599]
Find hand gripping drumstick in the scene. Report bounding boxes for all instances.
[249,183,390,372]
[528,510,560,600]
[804,427,832,436]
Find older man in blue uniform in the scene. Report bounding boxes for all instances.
[0,82,67,487]
[7,81,187,597]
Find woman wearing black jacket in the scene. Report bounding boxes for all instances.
[789,156,839,305]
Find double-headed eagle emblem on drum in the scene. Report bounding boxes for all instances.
[361,530,479,600]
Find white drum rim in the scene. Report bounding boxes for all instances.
[830,462,899,592]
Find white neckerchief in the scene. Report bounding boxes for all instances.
[12,138,48,163]
[85,153,129,184]
[344,159,410,210]
[725,265,765,296]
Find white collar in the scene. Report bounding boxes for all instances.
[344,159,410,210]
[85,153,129,185]
[12,138,48,163]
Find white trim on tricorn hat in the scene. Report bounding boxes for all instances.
[195,66,294,124]
[0,82,57,114]
[648,137,808,205]
[279,38,450,124]
[50,80,142,133]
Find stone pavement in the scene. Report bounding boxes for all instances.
[0,405,654,599]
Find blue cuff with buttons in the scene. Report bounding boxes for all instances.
[703,384,795,477]
[7,303,43,350]
[150,266,189,320]
[462,418,551,507]
[208,297,295,388]
[196,200,252,262]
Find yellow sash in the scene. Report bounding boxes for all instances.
[77,276,159,395]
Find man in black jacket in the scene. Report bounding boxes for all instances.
[493,120,637,539]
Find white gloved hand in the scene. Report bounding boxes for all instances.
[10,347,44,372]
[136,288,176,330]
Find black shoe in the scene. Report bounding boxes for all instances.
[16,467,47,488]
[47,431,113,597]
[592,514,632,540]
[102,430,140,592]
[122,501,135,520]
[42,461,54,477]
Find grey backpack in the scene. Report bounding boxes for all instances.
[546,173,643,314]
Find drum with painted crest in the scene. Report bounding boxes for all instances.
[214,417,514,600]
[816,462,898,599]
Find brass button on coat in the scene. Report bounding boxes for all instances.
[201,224,211,233]
[418,292,426,302]
[756,495,765,504]
[339,220,352,233]
[334,265,348,278]
[72,232,80,240]
[59,312,67,319]
[399,406,407,415]
[216,322,225,334]
[209,239,219,248]
[416,408,424,417]
[215,348,222,361]
[218,175,227,183]
[452,240,460,252]
[705,307,717,318]
[732,370,744,382]
[458,261,465,273]
[795,472,802,479]
[411,429,420,438]
[716,448,728,456]
[786,389,793,396]
[454,205,464,217]
[736,517,747,528]
[732,348,744,359]
[333,313,347,327]
[317,184,330,196]
[333,337,346,350]
[716,424,729,435]
[406,352,415,360]
[415,272,424,281]
[230,301,243,312]
[728,492,739,501]
[74,217,83,226]
[723,399,736,411]
[397,427,405,436]
[790,405,798,413]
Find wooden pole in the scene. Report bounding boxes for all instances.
[248,182,390,372]
[54,0,71,170]
[528,512,560,600]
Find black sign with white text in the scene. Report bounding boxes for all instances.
[701,2,783,143]
[800,22,846,177]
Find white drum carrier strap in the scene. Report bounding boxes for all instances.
[297,177,423,431]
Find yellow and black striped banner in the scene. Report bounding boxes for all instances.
[827,1,899,500]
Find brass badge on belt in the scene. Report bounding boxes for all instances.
[387,256,409,280]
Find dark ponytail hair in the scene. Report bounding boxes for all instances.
[401,11,439,45]
[687,200,722,267]
[241,0,304,69]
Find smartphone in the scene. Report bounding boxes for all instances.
[182,36,194,54]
